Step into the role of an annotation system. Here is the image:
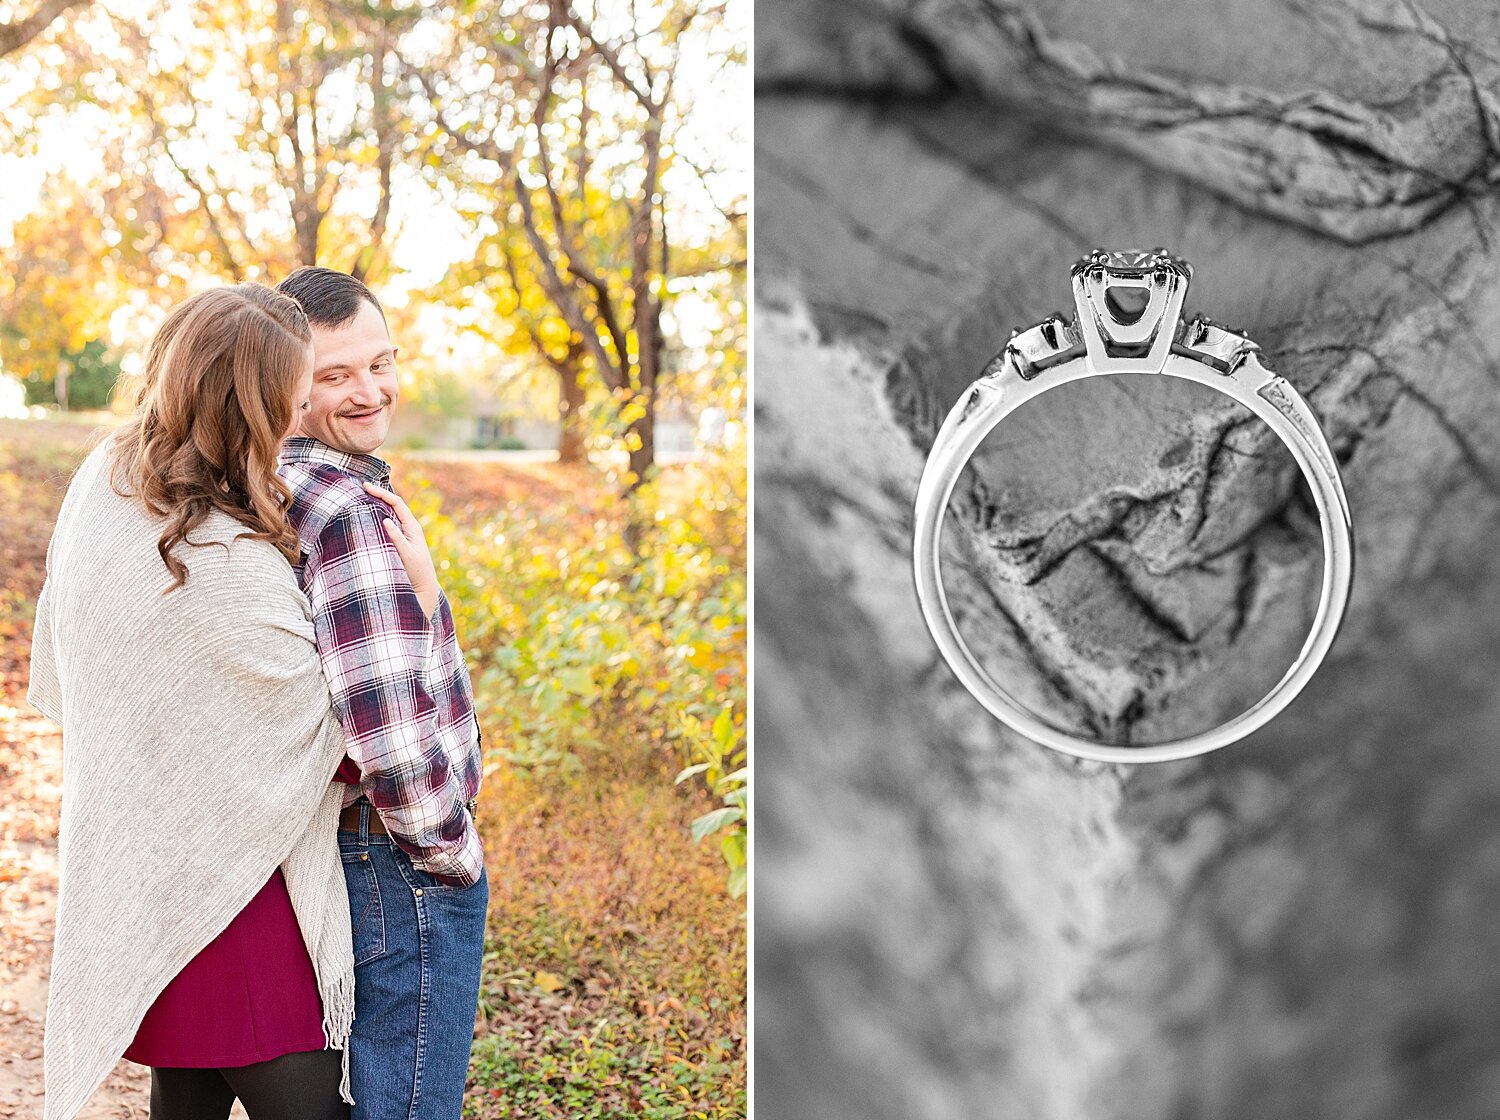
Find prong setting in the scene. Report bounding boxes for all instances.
[1068,248,1191,373]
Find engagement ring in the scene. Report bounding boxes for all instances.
[912,249,1354,763]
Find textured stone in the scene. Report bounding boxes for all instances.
[755,2,1500,1115]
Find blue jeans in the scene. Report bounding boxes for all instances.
[337,801,489,1120]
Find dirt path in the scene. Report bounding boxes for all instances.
[0,698,154,1118]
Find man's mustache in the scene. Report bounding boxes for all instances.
[338,398,393,417]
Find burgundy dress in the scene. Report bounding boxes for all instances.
[124,758,361,1068]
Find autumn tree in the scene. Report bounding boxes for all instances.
[1,0,424,406]
[2,0,745,442]
[409,0,744,481]
[0,181,127,409]
[13,0,408,284]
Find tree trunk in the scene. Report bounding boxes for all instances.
[755,2,1500,1118]
[294,207,321,268]
[625,296,661,488]
[558,362,587,464]
[625,391,655,490]
[351,26,394,284]
[277,0,323,269]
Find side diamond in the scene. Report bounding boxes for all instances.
[1176,315,1258,374]
[1006,314,1082,380]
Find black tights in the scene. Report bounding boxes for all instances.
[150,1049,348,1120]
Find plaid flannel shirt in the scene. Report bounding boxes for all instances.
[278,436,484,887]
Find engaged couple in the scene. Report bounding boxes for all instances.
[30,270,486,1120]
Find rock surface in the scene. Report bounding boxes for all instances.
[754,3,1500,1117]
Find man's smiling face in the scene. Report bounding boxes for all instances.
[300,299,400,455]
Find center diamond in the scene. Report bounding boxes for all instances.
[1103,249,1157,270]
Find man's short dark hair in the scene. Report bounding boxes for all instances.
[276,267,385,330]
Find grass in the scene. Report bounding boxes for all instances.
[467,774,745,1120]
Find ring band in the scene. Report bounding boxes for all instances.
[912,249,1354,763]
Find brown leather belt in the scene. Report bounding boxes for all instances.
[338,800,388,834]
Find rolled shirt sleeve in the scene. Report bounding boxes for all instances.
[303,502,483,887]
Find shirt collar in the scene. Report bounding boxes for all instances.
[280,436,392,486]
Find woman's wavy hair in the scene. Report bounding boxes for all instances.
[110,283,312,591]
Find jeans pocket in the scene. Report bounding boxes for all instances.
[340,847,387,966]
[409,865,461,892]
[405,857,486,896]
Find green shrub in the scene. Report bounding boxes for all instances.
[417,442,747,896]
[20,339,121,410]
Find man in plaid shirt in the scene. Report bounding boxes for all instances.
[277,267,487,1120]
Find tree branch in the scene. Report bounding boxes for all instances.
[129,82,247,281]
[414,64,626,390]
[561,3,657,112]
[496,234,572,377]
[0,0,89,58]
[533,16,631,372]
[511,167,625,391]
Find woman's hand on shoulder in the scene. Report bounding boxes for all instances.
[363,482,440,619]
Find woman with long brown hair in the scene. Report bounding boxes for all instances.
[28,283,421,1120]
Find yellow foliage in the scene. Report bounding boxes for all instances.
[0,187,125,383]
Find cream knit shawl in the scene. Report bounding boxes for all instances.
[27,439,356,1120]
